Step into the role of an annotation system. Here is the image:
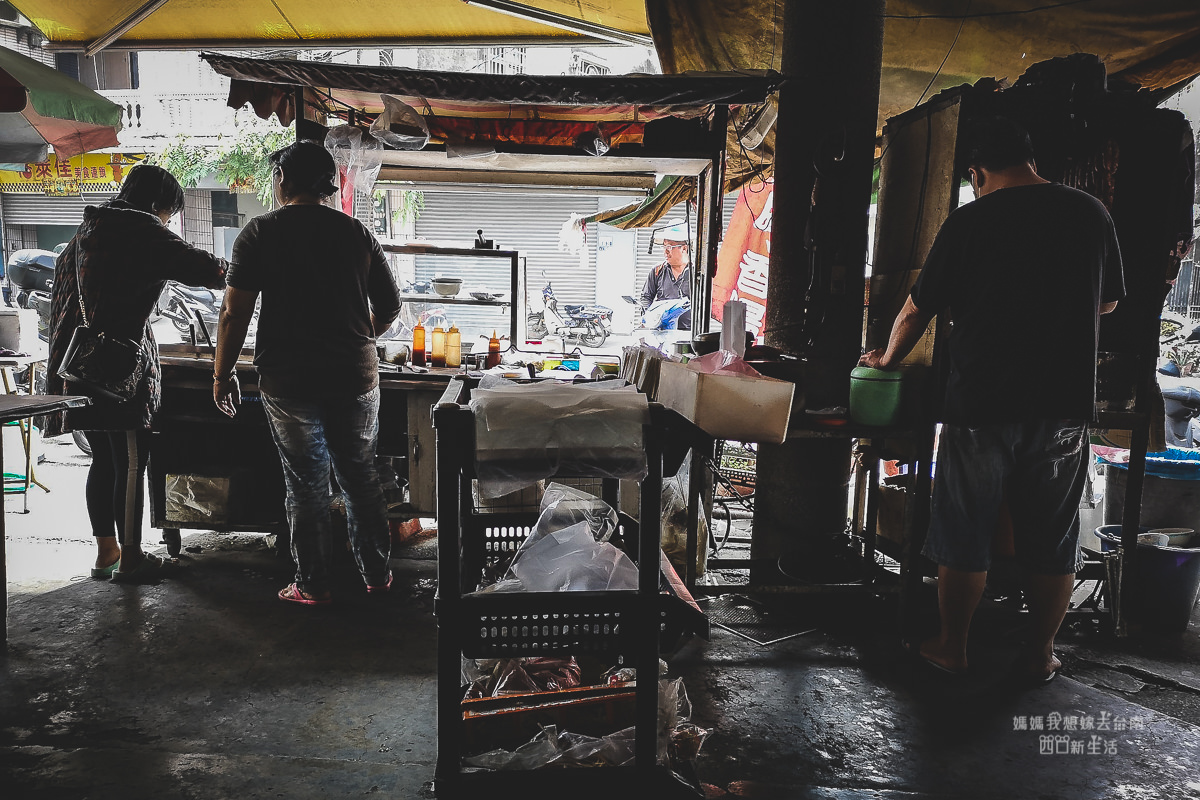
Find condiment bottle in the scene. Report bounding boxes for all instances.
[486,330,501,368]
[412,323,426,367]
[430,325,446,367]
[445,325,461,368]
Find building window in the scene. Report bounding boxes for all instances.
[486,47,526,75]
[210,191,241,229]
[72,51,140,91]
[55,53,79,81]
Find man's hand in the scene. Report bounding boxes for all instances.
[858,348,890,369]
[214,373,241,418]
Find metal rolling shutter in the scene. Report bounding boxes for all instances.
[412,190,599,343]
[0,192,117,225]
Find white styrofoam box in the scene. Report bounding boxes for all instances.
[657,360,795,444]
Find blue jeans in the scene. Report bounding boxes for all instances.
[923,420,1089,575]
[262,387,391,594]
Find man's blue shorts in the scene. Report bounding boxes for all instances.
[922,420,1089,575]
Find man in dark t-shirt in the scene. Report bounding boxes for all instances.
[860,117,1124,685]
[214,141,402,605]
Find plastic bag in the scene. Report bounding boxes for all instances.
[461,677,711,785]
[686,348,766,377]
[472,485,637,594]
[324,124,383,197]
[660,454,709,579]
[501,519,638,593]
[463,657,583,699]
[165,474,230,523]
[539,482,618,543]
[368,94,430,150]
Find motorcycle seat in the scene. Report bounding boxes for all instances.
[563,304,584,315]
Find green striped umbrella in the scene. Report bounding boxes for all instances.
[0,46,122,169]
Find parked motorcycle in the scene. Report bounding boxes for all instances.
[157,281,222,345]
[5,248,56,341]
[1158,361,1200,448]
[526,279,613,347]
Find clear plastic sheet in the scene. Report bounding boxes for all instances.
[469,380,649,498]
[368,94,430,150]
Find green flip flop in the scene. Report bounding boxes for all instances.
[90,560,121,580]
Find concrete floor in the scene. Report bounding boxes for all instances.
[2,437,1199,799]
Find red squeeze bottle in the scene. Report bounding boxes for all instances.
[412,323,427,367]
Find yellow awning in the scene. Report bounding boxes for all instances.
[12,0,652,51]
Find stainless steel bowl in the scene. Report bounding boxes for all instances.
[431,278,462,297]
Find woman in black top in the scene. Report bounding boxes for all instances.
[47,165,227,583]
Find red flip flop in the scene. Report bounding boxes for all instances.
[366,571,393,594]
[278,583,332,605]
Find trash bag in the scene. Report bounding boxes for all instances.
[368,94,430,150]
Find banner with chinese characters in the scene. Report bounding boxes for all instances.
[0,153,141,196]
[711,179,772,343]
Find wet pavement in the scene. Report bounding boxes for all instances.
[2,436,1198,799]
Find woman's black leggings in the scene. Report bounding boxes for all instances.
[84,430,152,548]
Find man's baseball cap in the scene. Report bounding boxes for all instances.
[652,219,690,244]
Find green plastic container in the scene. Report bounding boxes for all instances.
[849,366,904,426]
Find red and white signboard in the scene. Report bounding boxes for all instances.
[712,179,773,342]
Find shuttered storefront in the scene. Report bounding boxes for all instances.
[412,190,600,343]
[1,192,116,225]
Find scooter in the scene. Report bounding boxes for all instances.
[526,279,612,347]
[1158,361,1200,448]
[157,281,222,344]
[4,250,92,455]
[5,249,56,341]
[621,295,691,350]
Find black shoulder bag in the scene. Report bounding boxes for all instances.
[56,252,149,403]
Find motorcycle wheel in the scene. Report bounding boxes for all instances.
[579,322,608,348]
[72,429,92,456]
[527,314,548,339]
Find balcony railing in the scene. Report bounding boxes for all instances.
[101,90,283,147]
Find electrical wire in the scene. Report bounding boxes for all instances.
[912,0,973,109]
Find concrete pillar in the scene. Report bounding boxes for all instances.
[752,1,885,580]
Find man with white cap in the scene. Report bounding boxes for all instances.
[639,218,692,329]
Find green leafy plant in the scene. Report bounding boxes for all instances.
[150,135,219,189]
[152,127,295,205]
[391,189,425,225]
[215,128,295,204]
